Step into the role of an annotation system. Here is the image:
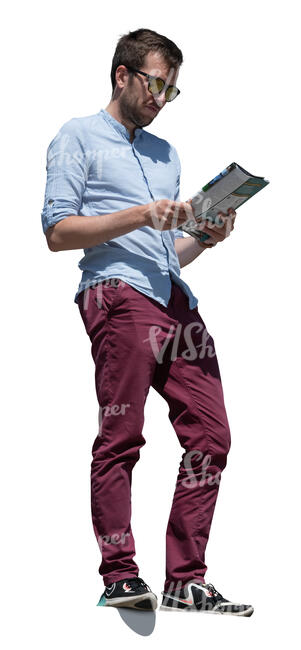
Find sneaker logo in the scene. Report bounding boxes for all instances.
[164,582,213,606]
[175,597,194,605]
[123,582,134,592]
[105,584,115,596]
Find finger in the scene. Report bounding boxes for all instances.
[197,210,236,242]
[223,207,235,217]
[198,222,225,241]
[181,202,196,222]
[202,240,216,248]
[176,201,193,214]
[172,201,191,215]
[218,213,235,232]
[218,220,232,237]
[171,206,195,229]
[218,209,236,221]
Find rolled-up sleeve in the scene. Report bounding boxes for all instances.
[172,145,184,239]
[41,119,88,235]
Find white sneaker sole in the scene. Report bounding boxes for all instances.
[99,592,158,610]
[160,604,254,616]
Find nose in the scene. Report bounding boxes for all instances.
[152,89,167,108]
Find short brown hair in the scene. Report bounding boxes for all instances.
[110,28,183,94]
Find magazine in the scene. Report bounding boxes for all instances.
[178,162,269,242]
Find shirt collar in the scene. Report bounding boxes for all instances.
[100,108,143,142]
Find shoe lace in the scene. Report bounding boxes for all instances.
[206,583,224,602]
[126,577,150,591]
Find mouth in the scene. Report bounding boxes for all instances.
[145,104,159,114]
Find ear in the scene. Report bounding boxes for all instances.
[115,65,129,91]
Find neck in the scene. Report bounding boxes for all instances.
[104,100,136,142]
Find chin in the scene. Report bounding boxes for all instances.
[136,118,152,128]
[142,113,155,126]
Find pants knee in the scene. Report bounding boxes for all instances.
[216,425,231,471]
[182,425,231,481]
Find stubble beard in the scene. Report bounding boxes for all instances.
[119,90,154,129]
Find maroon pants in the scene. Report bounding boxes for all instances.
[77,278,231,591]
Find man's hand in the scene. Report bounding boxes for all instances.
[186,199,236,248]
[143,199,196,232]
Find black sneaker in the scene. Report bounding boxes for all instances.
[97,577,158,610]
[160,581,254,616]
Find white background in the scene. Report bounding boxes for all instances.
[1,0,300,646]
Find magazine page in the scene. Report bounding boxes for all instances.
[179,163,269,240]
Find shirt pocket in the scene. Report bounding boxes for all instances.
[144,158,178,201]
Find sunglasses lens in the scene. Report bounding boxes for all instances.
[165,86,178,102]
[149,78,165,95]
[148,76,179,102]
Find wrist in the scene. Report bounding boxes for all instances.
[138,203,151,227]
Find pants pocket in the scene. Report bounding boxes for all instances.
[93,279,123,313]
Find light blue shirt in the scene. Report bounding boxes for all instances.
[41,108,198,309]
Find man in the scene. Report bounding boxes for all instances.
[41,28,253,616]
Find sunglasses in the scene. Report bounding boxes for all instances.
[124,65,180,102]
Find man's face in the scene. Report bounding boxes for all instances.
[117,51,180,129]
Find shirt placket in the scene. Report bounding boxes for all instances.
[130,138,171,272]
[102,111,172,274]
